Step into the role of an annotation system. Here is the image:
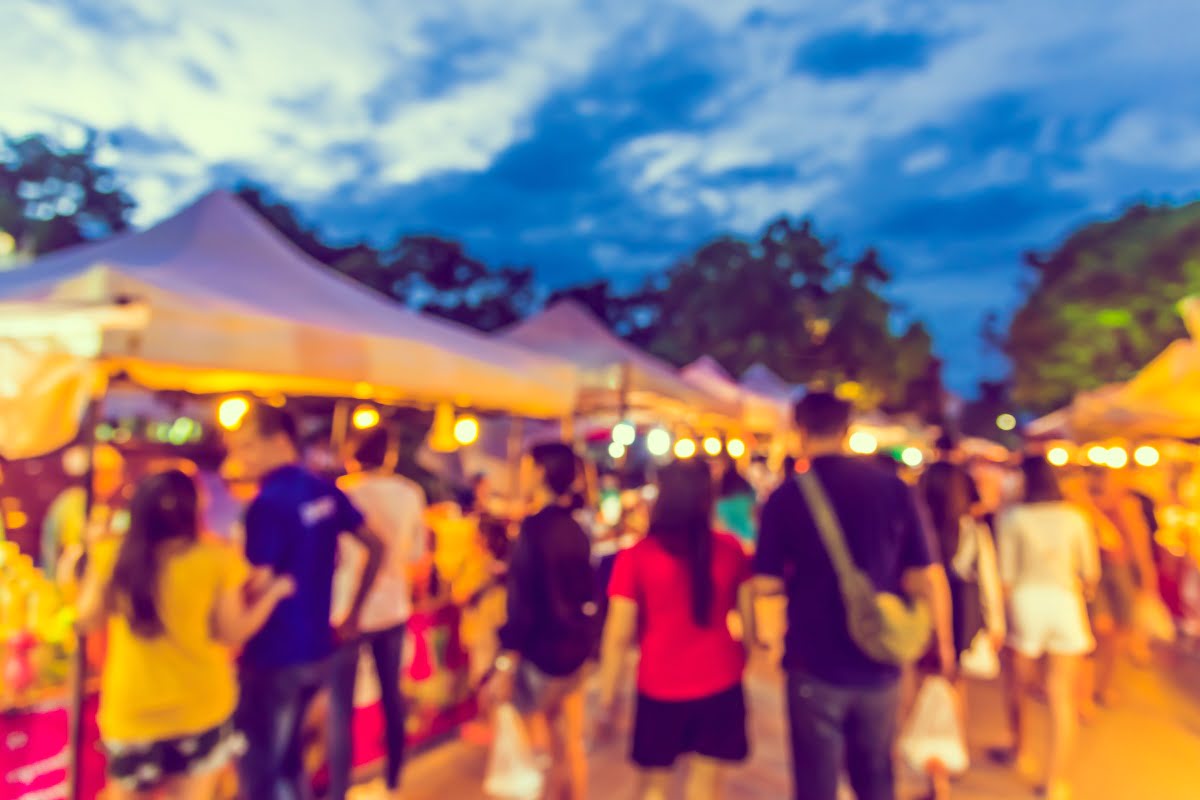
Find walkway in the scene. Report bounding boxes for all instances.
[384,649,1200,800]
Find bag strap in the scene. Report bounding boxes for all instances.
[795,470,862,592]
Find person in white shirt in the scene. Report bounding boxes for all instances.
[994,456,1100,800]
[328,430,428,800]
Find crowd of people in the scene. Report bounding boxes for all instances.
[63,391,1181,800]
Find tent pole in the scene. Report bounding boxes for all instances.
[67,377,108,800]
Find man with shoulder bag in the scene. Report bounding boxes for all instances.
[753,392,955,800]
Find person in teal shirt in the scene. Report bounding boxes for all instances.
[715,457,758,550]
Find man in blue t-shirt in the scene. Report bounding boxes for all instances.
[753,392,953,800]
[226,404,383,800]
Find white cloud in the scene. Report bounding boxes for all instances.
[902,146,949,174]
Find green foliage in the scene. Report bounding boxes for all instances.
[0,133,133,255]
[1005,202,1200,413]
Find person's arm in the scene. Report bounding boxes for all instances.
[75,540,116,633]
[995,509,1017,598]
[1118,496,1158,592]
[488,520,537,702]
[750,488,789,648]
[597,597,638,714]
[211,552,295,647]
[898,483,955,676]
[339,524,384,639]
[1077,511,1102,594]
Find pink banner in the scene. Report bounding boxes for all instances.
[1,694,105,800]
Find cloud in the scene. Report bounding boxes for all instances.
[6,0,1200,390]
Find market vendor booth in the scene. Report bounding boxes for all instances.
[0,190,579,800]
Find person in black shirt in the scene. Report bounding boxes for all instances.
[489,442,598,800]
[753,393,954,800]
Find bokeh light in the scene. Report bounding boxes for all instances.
[674,439,697,459]
[217,397,250,431]
[351,404,380,430]
[1134,445,1160,467]
[1047,446,1070,467]
[453,415,479,446]
[612,422,636,447]
[646,428,672,457]
[848,431,878,455]
[726,438,746,458]
[901,447,923,467]
[703,436,722,456]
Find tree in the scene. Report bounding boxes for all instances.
[1005,202,1200,413]
[960,379,1019,445]
[0,133,134,255]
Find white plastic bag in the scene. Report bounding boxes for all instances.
[484,704,544,799]
[960,632,1000,680]
[1136,595,1177,644]
[898,677,968,775]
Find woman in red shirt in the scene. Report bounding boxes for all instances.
[597,460,755,800]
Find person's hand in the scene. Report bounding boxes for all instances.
[244,566,275,598]
[592,698,619,747]
[939,643,959,682]
[485,667,516,708]
[335,619,360,646]
[268,574,296,602]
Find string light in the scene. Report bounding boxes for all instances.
[453,415,479,446]
[703,437,723,456]
[646,428,672,457]
[217,397,250,431]
[1047,446,1070,467]
[674,439,697,459]
[901,447,923,467]
[848,431,878,455]
[1134,445,1160,467]
[351,405,380,430]
[612,422,636,447]
[726,438,746,458]
[608,442,626,459]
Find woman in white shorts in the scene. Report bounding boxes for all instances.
[995,456,1100,800]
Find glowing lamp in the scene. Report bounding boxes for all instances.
[996,414,1017,432]
[1134,446,1160,467]
[218,397,250,431]
[901,447,923,468]
[352,405,380,430]
[674,439,697,459]
[703,437,723,456]
[726,438,746,458]
[848,431,878,455]
[454,415,480,446]
[608,442,626,459]
[646,428,672,457]
[1087,445,1109,465]
[1047,447,1070,467]
[612,422,636,447]
[1106,447,1128,469]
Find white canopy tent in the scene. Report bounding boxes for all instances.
[498,300,739,424]
[0,190,579,460]
[681,356,789,433]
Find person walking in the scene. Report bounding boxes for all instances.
[225,404,384,800]
[994,457,1100,800]
[327,430,428,800]
[752,392,954,800]
[487,442,599,800]
[597,459,754,800]
[76,470,294,799]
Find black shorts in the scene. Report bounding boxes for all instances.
[105,718,244,792]
[632,684,749,769]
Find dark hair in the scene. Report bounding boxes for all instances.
[919,462,974,565]
[1022,455,1064,503]
[719,457,753,498]
[530,442,578,497]
[649,460,715,627]
[105,470,199,638]
[351,428,390,470]
[935,434,957,455]
[794,391,852,438]
[245,403,299,448]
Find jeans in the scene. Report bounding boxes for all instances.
[327,625,408,800]
[785,672,899,800]
[236,660,329,800]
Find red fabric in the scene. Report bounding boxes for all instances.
[608,532,750,701]
[1,693,105,800]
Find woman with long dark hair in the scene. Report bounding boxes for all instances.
[76,470,294,799]
[994,458,1100,800]
[598,460,754,800]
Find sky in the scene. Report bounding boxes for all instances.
[5,0,1200,392]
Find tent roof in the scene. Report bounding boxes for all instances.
[499,300,737,421]
[740,362,797,400]
[0,191,577,417]
[682,356,789,432]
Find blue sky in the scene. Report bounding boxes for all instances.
[6,0,1200,392]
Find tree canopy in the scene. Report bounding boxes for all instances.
[0,133,133,256]
[1005,202,1200,413]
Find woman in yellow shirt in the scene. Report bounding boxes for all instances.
[77,469,294,799]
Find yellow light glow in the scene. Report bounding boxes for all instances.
[5,510,27,530]
[901,447,923,467]
[612,422,636,446]
[217,397,250,431]
[352,405,380,430]
[848,431,878,455]
[674,439,697,459]
[703,437,723,456]
[996,413,1017,432]
[726,438,746,458]
[646,428,672,457]
[1087,445,1109,465]
[0,230,14,257]
[1047,446,1070,467]
[454,415,479,446]
[835,381,862,401]
[1106,446,1128,469]
[1134,445,1160,467]
[608,442,626,459]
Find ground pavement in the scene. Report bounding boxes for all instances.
[374,650,1200,800]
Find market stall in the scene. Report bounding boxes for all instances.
[0,191,581,799]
